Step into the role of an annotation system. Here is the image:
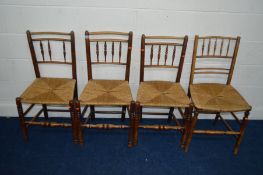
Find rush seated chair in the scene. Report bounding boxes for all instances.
[16,31,78,142]
[70,31,134,146]
[133,34,191,148]
[184,35,252,154]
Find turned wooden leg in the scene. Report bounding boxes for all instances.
[90,105,95,120]
[184,111,198,152]
[139,106,143,121]
[181,105,192,149]
[121,106,126,121]
[128,102,135,148]
[69,100,78,144]
[168,107,174,123]
[75,100,84,146]
[74,84,78,99]
[182,107,189,125]
[233,111,249,155]
[213,113,220,126]
[42,104,48,120]
[133,102,140,146]
[16,97,28,141]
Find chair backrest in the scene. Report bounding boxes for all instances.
[85,31,133,81]
[189,35,240,85]
[140,35,188,82]
[26,30,77,80]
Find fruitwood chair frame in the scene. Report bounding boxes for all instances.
[184,35,252,154]
[70,31,135,146]
[133,34,192,148]
[16,30,78,142]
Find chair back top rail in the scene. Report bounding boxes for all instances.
[189,35,240,85]
[30,31,71,35]
[140,34,188,83]
[31,38,71,42]
[88,31,129,35]
[89,38,128,42]
[198,36,237,40]
[85,30,133,81]
[26,30,77,80]
[145,35,185,40]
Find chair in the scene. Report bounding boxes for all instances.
[184,35,252,154]
[70,31,134,146]
[133,34,191,148]
[16,31,78,142]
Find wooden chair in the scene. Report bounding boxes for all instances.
[133,34,191,148]
[16,31,78,142]
[70,31,134,146]
[185,35,252,154]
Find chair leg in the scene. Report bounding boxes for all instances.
[168,107,174,123]
[128,102,135,148]
[184,111,198,152]
[70,100,84,145]
[75,100,84,146]
[121,106,126,121]
[42,104,48,120]
[133,102,140,146]
[139,106,143,121]
[74,84,78,99]
[213,113,220,126]
[16,97,28,141]
[90,105,95,120]
[69,100,78,144]
[233,111,249,155]
[181,106,192,149]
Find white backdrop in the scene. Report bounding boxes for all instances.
[0,0,263,119]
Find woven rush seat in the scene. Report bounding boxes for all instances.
[190,83,251,112]
[79,80,132,106]
[20,77,76,105]
[137,81,190,107]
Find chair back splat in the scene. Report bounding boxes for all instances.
[189,35,240,85]
[140,35,188,82]
[85,31,133,81]
[26,31,77,80]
